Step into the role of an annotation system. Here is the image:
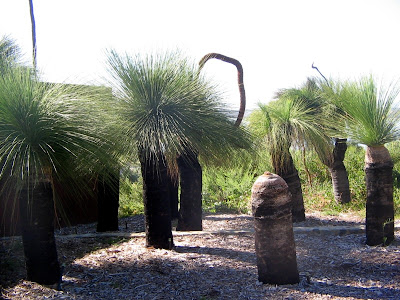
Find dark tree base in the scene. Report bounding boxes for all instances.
[365,147,395,246]
[329,138,351,204]
[168,174,179,220]
[97,170,120,232]
[283,171,305,223]
[140,150,174,249]
[176,150,203,231]
[19,175,61,285]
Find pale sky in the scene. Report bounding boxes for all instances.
[1,0,400,110]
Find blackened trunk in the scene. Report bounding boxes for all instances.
[328,138,351,204]
[19,171,61,285]
[97,169,120,232]
[273,149,305,222]
[139,150,173,249]
[365,146,395,246]
[177,150,202,231]
[168,174,179,220]
[282,170,305,222]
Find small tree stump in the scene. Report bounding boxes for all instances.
[251,171,299,285]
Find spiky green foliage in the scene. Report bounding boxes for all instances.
[106,50,251,167]
[0,36,23,74]
[249,93,329,172]
[327,76,400,146]
[0,67,116,188]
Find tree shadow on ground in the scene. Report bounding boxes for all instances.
[304,282,400,300]
[2,232,400,299]
[174,244,256,265]
[0,235,128,290]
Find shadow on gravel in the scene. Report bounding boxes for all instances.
[0,236,128,291]
[174,244,256,265]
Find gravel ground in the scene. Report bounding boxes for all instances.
[1,212,399,300]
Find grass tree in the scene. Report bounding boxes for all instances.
[106,50,250,247]
[249,94,329,222]
[328,76,400,245]
[283,78,351,204]
[0,67,114,285]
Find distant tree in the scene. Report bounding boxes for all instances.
[283,77,351,204]
[249,91,329,222]
[0,36,22,74]
[328,76,400,245]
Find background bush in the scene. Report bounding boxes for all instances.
[119,143,400,218]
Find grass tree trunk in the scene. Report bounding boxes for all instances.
[97,168,120,232]
[176,150,202,231]
[273,149,305,222]
[328,138,351,204]
[19,169,61,286]
[365,146,395,246]
[168,173,179,220]
[252,172,299,284]
[139,149,173,249]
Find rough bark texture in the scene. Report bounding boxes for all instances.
[273,149,305,222]
[168,174,179,220]
[364,146,395,246]
[328,138,351,204]
[18,172,61,285]
[139,150,173,249]
[251,172,299,285]
[176,150,203,231]
[96,170,120,232]
[283,171,305,222]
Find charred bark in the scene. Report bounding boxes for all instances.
[139,150,173,249]
[273,149,305,222]
[282,170,305,222]
[365,146,395,246]
[328,138,351,204]
[176,150,202,231]
[19,171,61,285]
[168,174,179,220]
[97,169,120,232]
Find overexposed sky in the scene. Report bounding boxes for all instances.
[1,0,400,110]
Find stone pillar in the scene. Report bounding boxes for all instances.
[252,172,299,285]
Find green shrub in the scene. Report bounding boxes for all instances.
[117,143,400,218]
[119,173,144,218]
[202,149,272,213]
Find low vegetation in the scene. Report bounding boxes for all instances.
[119,142,400,219]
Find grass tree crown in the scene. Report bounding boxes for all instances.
[106,49,252,168]
[326,76,400,146]
[0,67,116,187]
[248,93,330,172]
